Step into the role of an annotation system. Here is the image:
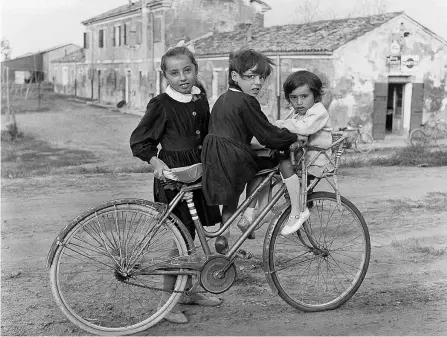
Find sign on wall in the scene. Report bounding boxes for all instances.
[401,55,419,72]
[390,41,401,55]
[386,55,401,73]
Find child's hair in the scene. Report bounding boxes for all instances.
[228,48,275,86]
[283,70,324,103]
[160,46,198,75]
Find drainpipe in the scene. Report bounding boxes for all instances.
[90,24,94,99]
[276,55,281,120]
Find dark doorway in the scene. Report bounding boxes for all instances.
[386,83,403,133]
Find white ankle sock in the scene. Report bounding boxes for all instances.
[283,175,301,217]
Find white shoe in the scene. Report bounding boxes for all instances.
[281,208,310,235]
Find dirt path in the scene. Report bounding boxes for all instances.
[1,97,447,336]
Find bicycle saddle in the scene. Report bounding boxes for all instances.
[163,163,203,183]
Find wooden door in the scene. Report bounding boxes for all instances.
[409,83,424,132]
[372,83,388,140]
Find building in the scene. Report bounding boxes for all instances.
[192,12,447,138]
[1,44,80,84]
[52,0,270,108]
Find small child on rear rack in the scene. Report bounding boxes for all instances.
[274,70,333,235]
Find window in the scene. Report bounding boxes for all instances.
[113,26,122,47]
[124,24,128,46]
[153,18,161,42]
[83,32,89,49]
[99,29,104,48]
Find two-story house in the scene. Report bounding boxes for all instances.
[52,0,271,108]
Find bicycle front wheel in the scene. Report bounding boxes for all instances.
[49,199,193,335]
[409,128,428,147]
[354,132,374,153]
[265,191,370,312]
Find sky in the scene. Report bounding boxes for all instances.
[1,0,447,59]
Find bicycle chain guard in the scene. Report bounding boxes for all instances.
[200,256,236,294]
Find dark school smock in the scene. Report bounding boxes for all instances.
[130,89,222,236]
[201,88,297,205]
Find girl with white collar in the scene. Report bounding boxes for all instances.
[130,44,222,324]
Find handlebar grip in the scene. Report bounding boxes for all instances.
[290,150,296,166]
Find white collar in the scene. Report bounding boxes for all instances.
[229,87,242,92]
[165,85,201,103]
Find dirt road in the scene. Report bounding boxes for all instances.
[1,97,447,335]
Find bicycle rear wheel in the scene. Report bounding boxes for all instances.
[48,199,193,335]
[409,128,428,147]
[264,191,370,312]
[354,132,374,153]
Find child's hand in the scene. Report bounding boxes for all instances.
[150,157,171,181]
[274,120,284,128]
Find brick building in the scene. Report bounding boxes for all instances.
[52,0,270,108]
[1,44,80,84]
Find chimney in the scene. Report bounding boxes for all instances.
[128,0,133,5]
[253,12,264,28]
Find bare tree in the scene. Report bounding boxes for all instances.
[293,0,321,24]
[1,39,12,61]
[357,0,388,16]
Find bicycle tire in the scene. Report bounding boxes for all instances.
[409,128,429,147]
[354,132,374,153]
[264,191,370,312]
[48,199,194,335]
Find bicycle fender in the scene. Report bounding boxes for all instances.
[262,202,290,295]
[45,198,172,268]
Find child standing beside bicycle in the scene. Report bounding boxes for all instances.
[130,43,223,324]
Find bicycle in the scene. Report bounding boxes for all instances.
[409,119,447,148]
[339,124,374,153]
[46,133,371,336]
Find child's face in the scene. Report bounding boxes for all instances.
[164,54,197,94]
[289,84,315,114]
[231,66,266,97]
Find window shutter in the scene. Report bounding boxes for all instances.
[153,18,161,42]
[118,26,122,46]
[124,24,127,45]
[113,27,116,46]
[129,23,136,47]
[83,32,88,49]
[136,21,142,44]
[99,30,104,48]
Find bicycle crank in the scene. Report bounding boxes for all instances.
[200,256,236,294]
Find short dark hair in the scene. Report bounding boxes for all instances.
[160,46,198,75]
[228,48,275,86]
[283,70,324,103]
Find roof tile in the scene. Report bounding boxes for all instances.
[193,12,403,56]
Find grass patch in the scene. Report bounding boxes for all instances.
[341,145,447,167]
[1,134,97,178]
[385,192,447,213]
[391,237,447,257]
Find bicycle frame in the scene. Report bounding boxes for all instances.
[136,134,346,274]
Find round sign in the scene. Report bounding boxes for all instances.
[406,58,415,68]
